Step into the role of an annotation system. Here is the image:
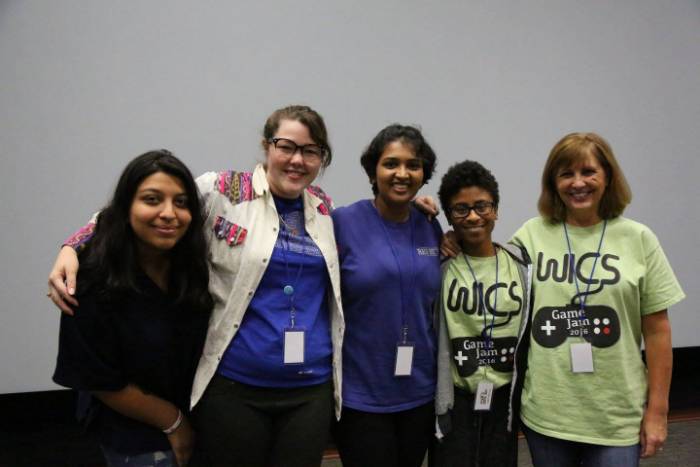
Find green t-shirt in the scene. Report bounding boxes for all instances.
[441,248,525,392]
[511,216,685,446]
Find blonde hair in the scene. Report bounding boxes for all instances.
[538,132,632,223]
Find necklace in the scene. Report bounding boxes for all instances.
[278,214,299,237]
[279,213,307,327]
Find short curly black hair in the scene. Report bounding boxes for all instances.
[438,160,500,215]
[360,124,437,195]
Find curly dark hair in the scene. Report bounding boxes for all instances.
[360,124,437,195]
[78,149,212,314]
[438,160,500,215]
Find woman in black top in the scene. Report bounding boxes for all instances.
[53,150,212,467]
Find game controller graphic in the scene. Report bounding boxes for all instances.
[533,304,620,349]
[450,336,518,377]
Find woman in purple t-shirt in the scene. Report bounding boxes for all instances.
[332,124,443,467]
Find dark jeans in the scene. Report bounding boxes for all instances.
[431,384,517,467]
[101,447,175,467]
[332,401,434,467]
[193,375,334,467]
[522,424,641,467]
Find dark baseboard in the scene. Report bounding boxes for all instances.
[650,345,700,410]
[0,389,104,466]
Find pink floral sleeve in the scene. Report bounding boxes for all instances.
[64,222,96,253]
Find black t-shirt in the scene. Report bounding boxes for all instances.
[53,273,210,455]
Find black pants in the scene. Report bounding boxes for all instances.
[333,401,434,467]
[431,384,517,467]
[193,375,334,467]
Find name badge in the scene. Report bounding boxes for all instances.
[570,342,594,373]
[473,380,494,411]
[284,328,305,365]
[394,343,414,377]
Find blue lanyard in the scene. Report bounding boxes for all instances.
[279,214,306,328]
[463,247,499,349]
[374,205,416,344]
[563,220,607,317]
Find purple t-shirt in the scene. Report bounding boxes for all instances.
[333,200,442,412]
[217,195,332,387]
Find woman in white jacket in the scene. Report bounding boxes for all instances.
[48,105,344,467]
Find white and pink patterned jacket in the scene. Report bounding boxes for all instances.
[66,164,345,418]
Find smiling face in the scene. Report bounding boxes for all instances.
[555,152,607,226]
[264,119,322,199]
[373,140,424,218]
[449,186,497,257]
[129,171,192,255]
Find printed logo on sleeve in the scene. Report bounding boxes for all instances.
[416,246,439,256]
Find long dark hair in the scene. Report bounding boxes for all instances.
[78,149,212,313]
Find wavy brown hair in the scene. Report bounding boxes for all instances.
[538,132,632,223]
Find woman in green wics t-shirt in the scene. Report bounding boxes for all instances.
[511,132,685,466]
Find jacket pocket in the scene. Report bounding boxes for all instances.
[212,216,247,246]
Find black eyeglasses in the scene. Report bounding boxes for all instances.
[268,138,326,162]
[449,201,496,219]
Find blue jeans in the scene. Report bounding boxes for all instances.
[522,424,640,467]
[102,446,175,467]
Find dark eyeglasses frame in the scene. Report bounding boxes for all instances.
[268,138,326,161]
[449,201,497,219]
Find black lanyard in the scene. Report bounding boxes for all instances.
[563,220,607,318]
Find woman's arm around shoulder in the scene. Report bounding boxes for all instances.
[48,246,81,314]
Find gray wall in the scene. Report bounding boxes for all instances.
[1,0,698,394]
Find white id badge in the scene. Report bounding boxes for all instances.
[570,342,594,373]
[284,328,305,365]
[394,343,414,377]
[473,380,494,411]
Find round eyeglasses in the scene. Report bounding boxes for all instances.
[449,201,496,219]
[269,138,326,162]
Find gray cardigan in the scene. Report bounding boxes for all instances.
[434,243,532,438]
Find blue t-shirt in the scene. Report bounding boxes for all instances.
[333,200,442,412]
[217,195,333,387]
